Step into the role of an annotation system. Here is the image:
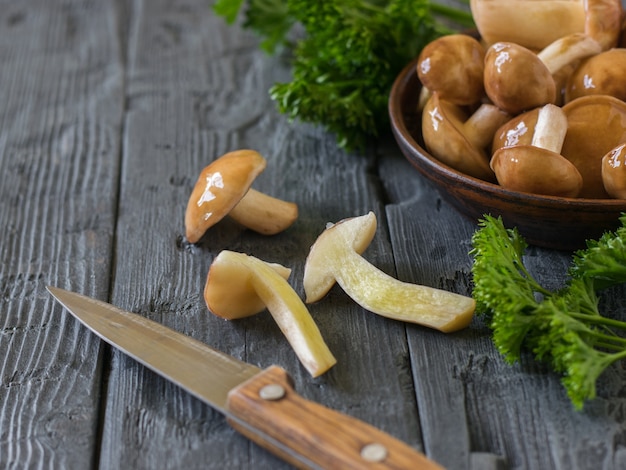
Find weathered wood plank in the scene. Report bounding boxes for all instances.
[0,0,124,467]
[101,1,424,468]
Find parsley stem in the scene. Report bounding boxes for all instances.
[569,312,626,331]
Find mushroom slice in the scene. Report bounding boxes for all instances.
[491,103,583,197]
[205,250,336,378]
[185,150,298,243]
[602,144,626,199]
[303,212,476,333]
[422,93,509,182]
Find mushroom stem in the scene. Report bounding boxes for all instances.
[537,33,602,75]
[462,104,511,150]
[303,212,475,333]
[205,251,336,378]
[229,188,298,235]
[531,103,568,153]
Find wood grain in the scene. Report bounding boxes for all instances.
[0,0,124,467]
[2,1,626,469]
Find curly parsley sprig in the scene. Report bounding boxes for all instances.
[471,215,626,409]
[213,0,474,150]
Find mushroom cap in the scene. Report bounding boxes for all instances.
[417,34,485,106]
[492,108,539,154]
[204,250,291,319]
[303,212,377,304]
[562,95,626,198]
[602,143,626,199]
[421,93,496,182]
[185,150,266,243]
[491,146,583,197]
[484,42,556,115]
[470,0,586,50]
[566,49,626,102]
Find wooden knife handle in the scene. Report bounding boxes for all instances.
[226,366,443,470]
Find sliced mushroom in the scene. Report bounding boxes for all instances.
[601,143,626,199]
[205,250,336,377]
[490,104,583,197]
[417,34,485,106]
[185,150,298,243]
[422,93,509,181]
[303,212,476,333]
[562,95,626,198]
[484,34,601,115]
[565,48,626,102]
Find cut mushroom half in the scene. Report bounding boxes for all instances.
[303,212,476,333]
[205,250,336,378]
[185,150,298,243]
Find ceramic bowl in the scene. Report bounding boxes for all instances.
[388,57,626,250]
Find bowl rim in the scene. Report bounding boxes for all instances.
[389,56,626,210]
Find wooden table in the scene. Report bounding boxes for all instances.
[1,2,625,469]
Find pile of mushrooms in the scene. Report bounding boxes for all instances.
[186,151,476,378]
[417,0,626,199]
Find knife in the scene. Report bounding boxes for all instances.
[47,286,443,470]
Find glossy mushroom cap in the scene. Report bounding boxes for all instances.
[184,150,266,243]
[421,93,508,182]
[602,144,626,199]
[484,42,556,115]
[491,104,583,198]
[417,34,485,106]
[470,0,585,50]
[566,49,626,102]
[562,95,626,198]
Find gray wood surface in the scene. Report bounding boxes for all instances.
[1,1,625,469]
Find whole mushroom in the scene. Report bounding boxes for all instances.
[565,48,626,102]
[422,93,510,181]
[561,95,626,198]
[417,34,485,106]
[490,103,583,197]
[484,34,601,115]
[470,0,586,50]
[185,150,298,243]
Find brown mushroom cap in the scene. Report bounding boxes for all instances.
[484,42,556,115]
[184,150,266,243]
[422,93,508,182]
[566,49,626,102]
[204,252,292,319]
[601,143,626,199]
[584,0,623,50]
[492,108,539,154]
[491,104,583,197]
[417,34,485,106]
[562,95,626,198]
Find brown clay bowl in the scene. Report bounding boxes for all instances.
[388,57,626,251]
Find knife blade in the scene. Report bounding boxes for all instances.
[47,286,443,470]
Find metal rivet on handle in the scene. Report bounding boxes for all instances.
[361,443,388,462]
[259,384,286,401]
